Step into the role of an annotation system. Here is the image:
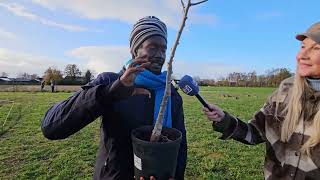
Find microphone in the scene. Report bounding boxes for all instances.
[178,75,213,111]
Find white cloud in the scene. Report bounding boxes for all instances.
[30,0,217,28]
[173,60,244,79]
[0,2,89,32]
[67,46,130,74]
[256,11,283,20]
[0,48,67,77]
[0,45,244,79]
[67,45,242,79]
[0,28,17,40]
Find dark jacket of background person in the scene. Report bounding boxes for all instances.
[41,80,45,91]
[213,76,320,180]
[50,80,55,92]
[41,71,187,180]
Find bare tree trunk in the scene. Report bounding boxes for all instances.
[150,0,208,142]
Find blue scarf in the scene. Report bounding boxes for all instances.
[134,70,172,128]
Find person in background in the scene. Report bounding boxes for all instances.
[41,80,45,92]
[41,16,187,180]
[50,79,55,93]
[203,22,320,179]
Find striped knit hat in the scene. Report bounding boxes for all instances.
[130,16,167,58]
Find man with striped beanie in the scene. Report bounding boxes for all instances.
[41,16,187,180]
[129,16,167,58]
[120,16,187,178]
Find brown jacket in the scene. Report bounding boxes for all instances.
[214,76,320,180]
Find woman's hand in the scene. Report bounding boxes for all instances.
[202,104,225,122]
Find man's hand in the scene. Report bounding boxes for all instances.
[202,104,225,122]
[120,58,150,87]
[132,88,151,98]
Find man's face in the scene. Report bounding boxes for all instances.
[136,35,167,74]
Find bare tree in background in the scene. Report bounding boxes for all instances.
[193,76,201,84]
[17,72,38,79]
[30,74,39,80]
[64,64,81,80]
[0,72,8,77]
[43,67,63,84]
[84,69,94,84]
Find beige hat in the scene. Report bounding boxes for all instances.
[296,22,320,43]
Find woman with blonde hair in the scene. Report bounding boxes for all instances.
[203,22,320,179]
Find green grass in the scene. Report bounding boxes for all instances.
[184,87,274,180]
[0,87,275,179]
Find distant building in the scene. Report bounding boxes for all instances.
[0,77,13,85]
[0,77,41,85]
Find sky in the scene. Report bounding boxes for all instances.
[0,0,319,79]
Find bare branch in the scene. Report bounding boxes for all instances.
[150,0,192,142]
[180,0,185,9]
[190,0,208,6]
[150,0,208,142]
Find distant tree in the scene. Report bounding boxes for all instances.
[257,75,267,87]
[278,68,292,80]
[43,67,63,84]
[198,79,215,86]
[193,76,201,84]
[247,71,257,87]
[265,68,292,87]
[64,64,81,80]
[84,69,94,84]
[0,72,8,77]
[17,72,31,79]
[30,74,39,79]
[217,68,292,87]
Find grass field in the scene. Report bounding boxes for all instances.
[0,87,275,180]
[0,85,81,92]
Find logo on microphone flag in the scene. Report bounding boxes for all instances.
[181,85,192,95]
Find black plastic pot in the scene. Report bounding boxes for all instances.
[131,126,182,180]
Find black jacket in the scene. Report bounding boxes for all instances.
[41,72,187,180]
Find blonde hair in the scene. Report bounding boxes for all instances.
[279,74,320,156]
